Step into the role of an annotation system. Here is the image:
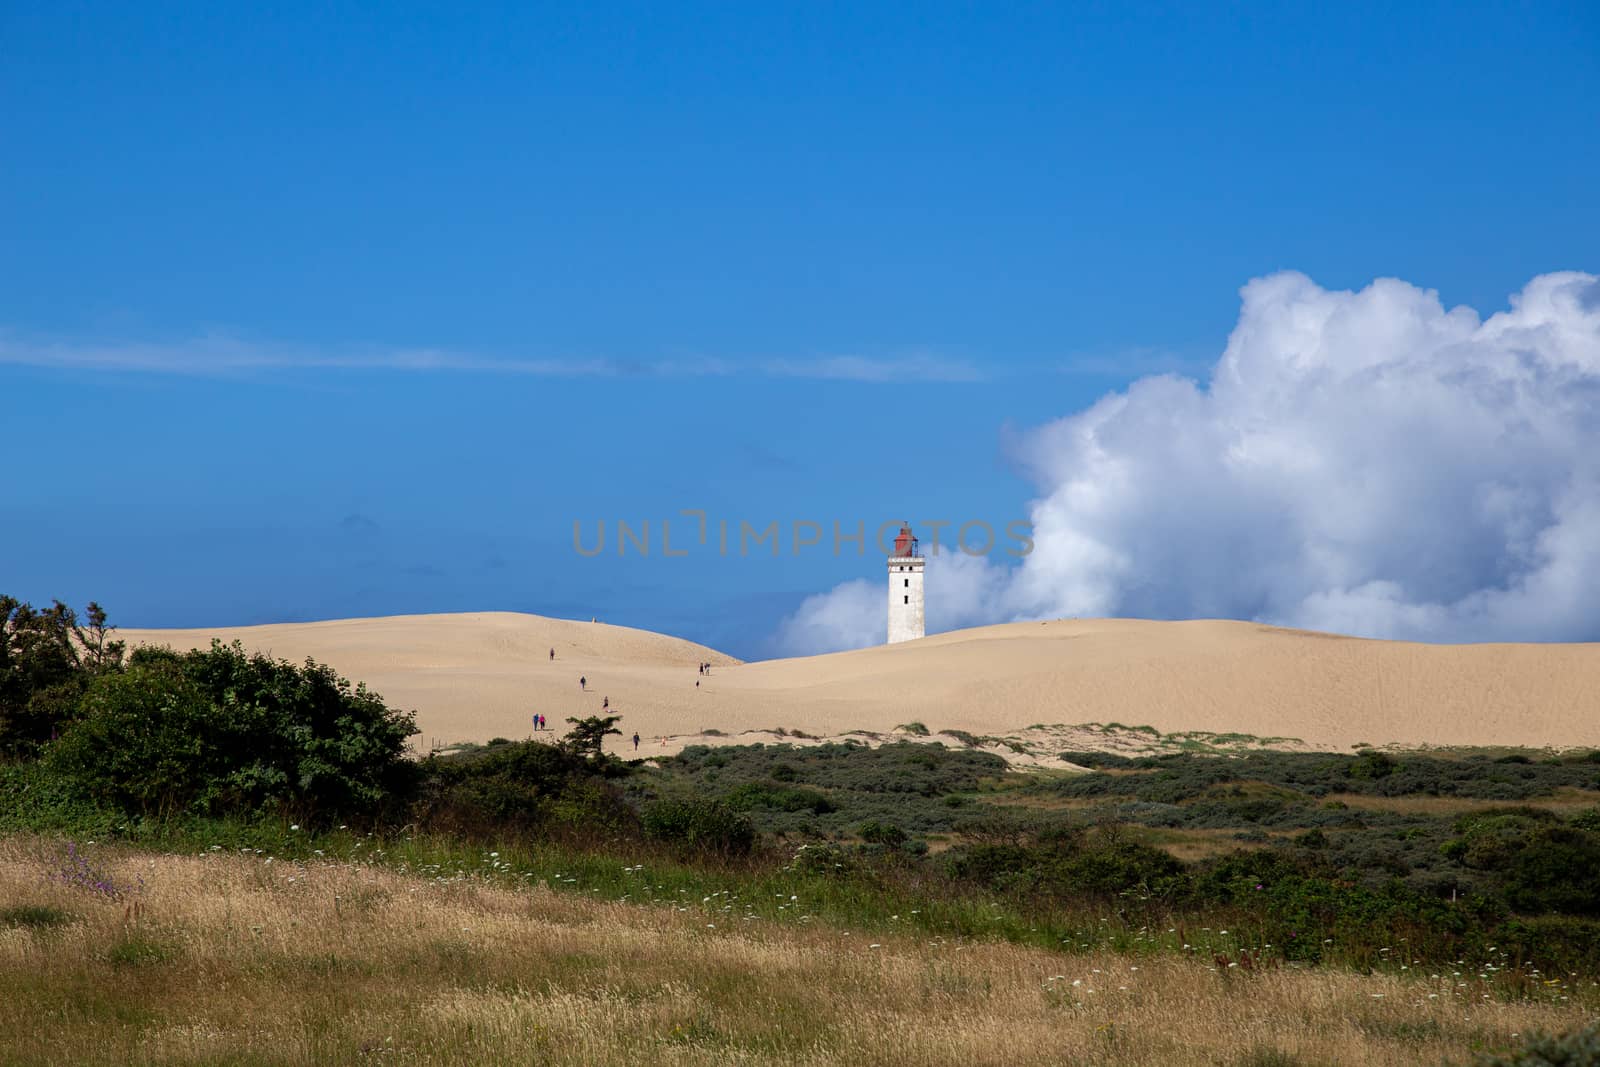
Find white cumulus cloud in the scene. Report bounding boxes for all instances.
[771,550,1014,657]
[774,269,1600,654]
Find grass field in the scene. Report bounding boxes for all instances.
[2,836,1594,1067]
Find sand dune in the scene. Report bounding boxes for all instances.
[115,613,1600,754]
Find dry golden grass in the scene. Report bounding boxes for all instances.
[1,836,1592,1067]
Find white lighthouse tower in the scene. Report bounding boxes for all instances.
[887,522,925,644]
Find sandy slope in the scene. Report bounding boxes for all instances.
[115,613,1600,754]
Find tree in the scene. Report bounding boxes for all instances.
[563,714,623,762]
[73,602,125,675]
[0,596,111,755]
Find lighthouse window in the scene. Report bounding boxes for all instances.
[903,595,909,604]
[904,578,909,587]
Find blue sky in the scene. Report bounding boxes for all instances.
[4,2,1597,658]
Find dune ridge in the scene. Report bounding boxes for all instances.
[114,612,1600,754]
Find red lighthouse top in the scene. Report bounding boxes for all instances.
[892,523,918,557]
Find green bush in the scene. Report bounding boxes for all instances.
[47,660,233,817]
[789,842,855,876]
[723,781,836,815]
[640,797,754,856]
[414,738,634,840]
[857,821,908,847]
[1443,811,1600,916]
[46,641,416,823]
[946,826,1185,902]
[1469,1022,1600,1066]
[0,904,72,930]
[1495,915,1600,977]
[1060,833,1185,898]
[1038,750,1598,807]
[1569,807,1600,832]
[658,741,1004,836]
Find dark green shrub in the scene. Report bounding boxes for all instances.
[0,760,120,835]
[1295,828,1328,849]
[946,843,1036,891]
[1235,1050,1322,1067]
[790,842,855,876]
[1468,1022,1600,1066]
[1348,751,1398,780]
[857,821,908,847]
[1061,834,1185,897]
[47,641,416,822]
[657,741,1003,837]
[415,739,634,840]
[1495,916,1600,977]
[106,934,171,968]
[46,660,234,817]
[1569,807,1600,832]
[1500,827,1600,916]
[723,781,836,815]
[1442,811,1600,916]
[641,797,754,856]
[0,905,72,930]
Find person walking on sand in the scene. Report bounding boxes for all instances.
[602,696,609,710]
[632,732,640,751]
[580,676,586,691]
[549,648,555,661]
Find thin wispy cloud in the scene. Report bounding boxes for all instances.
[0,333,981,382]
[762,354,984,383]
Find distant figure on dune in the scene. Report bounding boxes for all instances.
[632,732,640,751]
[602,696,609,710]
[580,676,587,691]
[549,648,554,661]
